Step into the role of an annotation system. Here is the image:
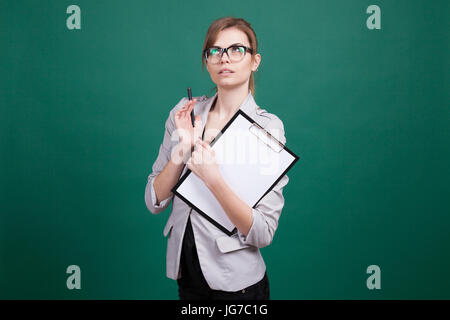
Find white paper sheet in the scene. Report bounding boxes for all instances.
[175,113,297,233]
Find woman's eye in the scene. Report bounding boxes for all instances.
[231,46,243,53]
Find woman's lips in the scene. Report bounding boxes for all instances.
[219,71,234,76]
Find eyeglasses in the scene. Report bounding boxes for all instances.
[203,45,254,64]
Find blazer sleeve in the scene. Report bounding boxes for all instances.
[237,115,290,248]
[144,97,187,214]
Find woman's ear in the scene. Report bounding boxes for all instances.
[252,53,261,72]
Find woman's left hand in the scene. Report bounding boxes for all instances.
[187,139,221,187]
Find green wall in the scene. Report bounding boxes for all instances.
[1,0,449,299]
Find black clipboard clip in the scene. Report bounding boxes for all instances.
[248,122,284,153]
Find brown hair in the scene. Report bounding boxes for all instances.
[201,17,259,97]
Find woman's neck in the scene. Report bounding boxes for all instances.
[212,86,250,120]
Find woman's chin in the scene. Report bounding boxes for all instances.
[215,80,244,89]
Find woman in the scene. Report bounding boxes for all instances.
[145,17,290,300]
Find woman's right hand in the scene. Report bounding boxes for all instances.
[174,98,202,150]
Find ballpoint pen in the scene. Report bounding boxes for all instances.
[187,87,195,127]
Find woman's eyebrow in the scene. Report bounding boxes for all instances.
[211,42,245,48]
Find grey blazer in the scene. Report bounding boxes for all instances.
[145,91,290,292]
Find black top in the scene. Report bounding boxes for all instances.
[178,215,211,289]
[177,126,211,289]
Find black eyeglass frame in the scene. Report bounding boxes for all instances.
[203,45,254,63]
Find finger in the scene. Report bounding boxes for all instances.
[195,140,203,153]
[184,98,194,110]
[181,98,196,113]
[186,159,192,171]
[199,140,210,150]
[200,141,215,159]
[196,139,205,148]
[186,99,196,117]
[194,141,205,158]
[197,141,214,164]
[177,108,185,118]
[191,149,199,165]
[182,100,193,112]
[181,100,195,119]
[193,139,201,152]
[184,97,196,108]
[198,141,209,160]
[196,139,204,149]
[193,115,202,127]
[180,107,189,119]
[200,141,213,158]
[193,116,202,140]
[180,105,189,115]
[204,141,213,152]
[187,153,195,166]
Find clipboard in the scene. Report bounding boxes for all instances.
[171,109,299,236]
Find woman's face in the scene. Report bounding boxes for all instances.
[206,27,261,91]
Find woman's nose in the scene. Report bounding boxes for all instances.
[220,51,231,63]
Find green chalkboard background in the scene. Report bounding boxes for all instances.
[1,0,449,299]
